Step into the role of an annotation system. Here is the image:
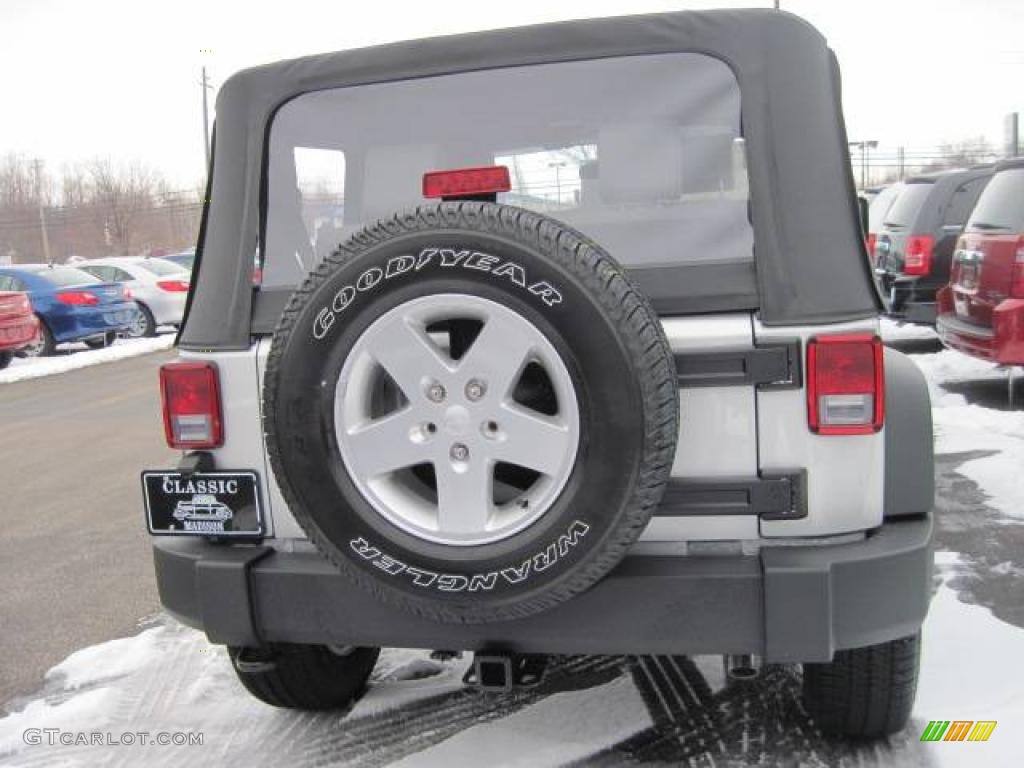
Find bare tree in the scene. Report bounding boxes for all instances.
[87,159,162,255]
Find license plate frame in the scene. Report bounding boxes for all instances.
[142,470,263,537]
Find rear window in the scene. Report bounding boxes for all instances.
[883,182,933,228]
[137,258,187,276]
[27,267,100,288]
[263,53,751,289]
[868,183,902,233]
[966,168,1024,232]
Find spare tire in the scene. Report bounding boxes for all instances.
[264,202,678,623]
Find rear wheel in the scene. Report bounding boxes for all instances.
[127,304,156,337]
[802,634,921,738]
[20,323,55,357]
[227,644,379,710]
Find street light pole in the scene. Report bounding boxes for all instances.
[200,67,212,171]
[548,161,567,205]
[32,159,52,265]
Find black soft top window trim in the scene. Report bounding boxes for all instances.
[181,9,880,351]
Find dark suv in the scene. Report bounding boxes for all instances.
[144,10,934,739]
[874,166,993,324]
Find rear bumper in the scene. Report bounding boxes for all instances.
[882,275,937,325]
[0,314,39,352]
[48,303,137,342]
[937,300,1024,364]
[153,515,933,663]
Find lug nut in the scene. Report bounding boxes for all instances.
[426,382,446,403]
[465,378,487,401]
[450,443,469,462]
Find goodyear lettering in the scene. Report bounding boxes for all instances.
[312,247,564,341]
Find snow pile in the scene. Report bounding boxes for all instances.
[912,348,1024,520]
[0,334,174,385]
[880,317,939,342]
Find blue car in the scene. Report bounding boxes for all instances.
[0,264,137,356]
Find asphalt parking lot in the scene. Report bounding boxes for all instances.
[0,350,176,706]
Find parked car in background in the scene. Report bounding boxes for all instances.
[162,249,195,272]
[77,257,190,337]
[865,182,902,264]
[0,265,136,356]
[873,166,993,325]
[0,288,40,368]
[937,158,1024,363]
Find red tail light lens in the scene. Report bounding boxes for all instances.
[157,280,190,293]
[903,235,934,276]
[866,233,877,264]
[160,361,223,449]
[56,291,99,306]
[123,287,133,299]
[423,165,511,199]
[1011,237,1024,299]
[807,334,884,435]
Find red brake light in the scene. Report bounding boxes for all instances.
[807,334,884,435]
[123,287,133,299]
[160,361,223,449]
[422,166,511,199]
[903,235,934,276]
[866,233,877,264]
[157,280,190,293]
[1011,236,1024,299]
[56,290,99,306]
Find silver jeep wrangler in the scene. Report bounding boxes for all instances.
[144,9,934,739]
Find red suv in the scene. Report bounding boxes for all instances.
[0,288,40,369]
[938,158,1024,363]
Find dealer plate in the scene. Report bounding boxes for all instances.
[142,471,263,537]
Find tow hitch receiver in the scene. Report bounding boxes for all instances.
[463,651,549,692]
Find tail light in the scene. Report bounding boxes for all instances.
[160,361,223,449]
[1011,237,1024,299]
[56,291,99,306]
[807,334,884,435]
[252,267,263,286]
[866,233,877,264]
[157,280,190,293]
[423,166,511,199]
[123,287,133,299]
[902,235,934,276]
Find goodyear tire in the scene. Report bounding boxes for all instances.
[264,202,678,623]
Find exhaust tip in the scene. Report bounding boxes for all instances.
[724,654,761,682]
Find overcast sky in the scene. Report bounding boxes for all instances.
[1,0,1021,189]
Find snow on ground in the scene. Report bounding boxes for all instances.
[0,334,174,385]
[912,347,1024,520]
[880,316,939,342]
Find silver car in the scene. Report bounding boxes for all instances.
[77,257,190,337]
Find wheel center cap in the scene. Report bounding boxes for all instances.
[443,405,471,436]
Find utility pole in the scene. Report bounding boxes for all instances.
[774,1,780,9]
[897,145,905,180]
[200,67,212,170]
[32,159,52,265]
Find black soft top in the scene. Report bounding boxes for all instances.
[181,9,879,350]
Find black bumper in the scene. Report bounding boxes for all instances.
[153,515,933,663]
